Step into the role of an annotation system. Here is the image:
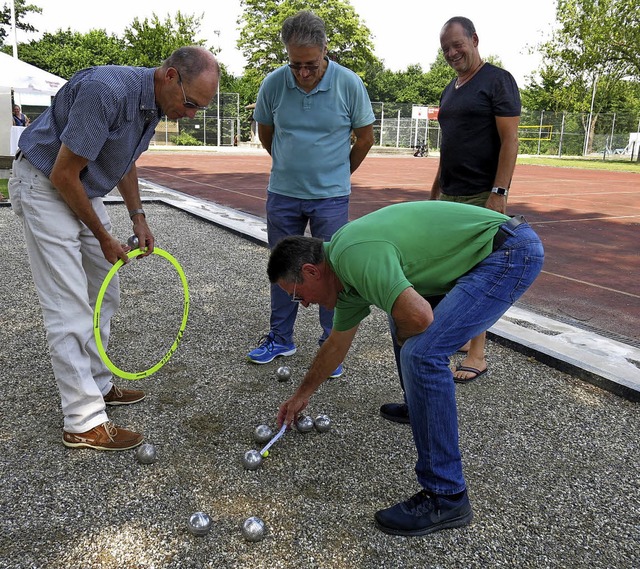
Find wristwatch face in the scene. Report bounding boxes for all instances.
[492,187,508,195]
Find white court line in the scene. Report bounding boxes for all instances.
[540,270,640,299]
[529,214,640,224]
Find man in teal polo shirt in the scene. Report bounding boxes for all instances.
[268,200,544,536]
[247,10,375,376]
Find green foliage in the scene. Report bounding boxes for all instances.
[171,132,203,146]
[534,0,640,110]
[122,11,207,67]
[0,0,41,44]
[14,11,209,79]
[18,29,127,79]
[237,0,378,79]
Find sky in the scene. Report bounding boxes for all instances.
[16,0,558,87]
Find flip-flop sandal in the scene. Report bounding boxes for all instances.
[453,365,488,384]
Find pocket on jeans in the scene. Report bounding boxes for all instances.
[7,178,23,217]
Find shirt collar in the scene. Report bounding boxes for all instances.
[140,67,159,115]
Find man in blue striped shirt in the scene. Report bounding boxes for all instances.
[9,46,219,451]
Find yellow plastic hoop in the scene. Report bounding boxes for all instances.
[93,247,190,380]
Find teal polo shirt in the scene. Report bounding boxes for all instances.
[253,59,375,199]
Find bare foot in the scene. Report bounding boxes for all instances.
[453,355,487,382]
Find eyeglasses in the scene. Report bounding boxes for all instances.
[176,69,208,110]
[288,63,320,73]
[290,281,304,303]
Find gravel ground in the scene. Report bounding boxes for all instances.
[0,203,638,569]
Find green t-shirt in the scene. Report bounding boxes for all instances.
[323,200,509,331]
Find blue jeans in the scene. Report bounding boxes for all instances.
[391,222,544,495]
[266,192,349,345]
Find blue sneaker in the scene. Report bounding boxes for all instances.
[247,332,296,364]
[328,363,344,379]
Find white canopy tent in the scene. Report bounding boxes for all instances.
[0,53,67,157]
[0,51,67,97]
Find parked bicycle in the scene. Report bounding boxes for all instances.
[413,140,428,157]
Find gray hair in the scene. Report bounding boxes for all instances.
[281,10,327,49]
[161,46,219,82]
[442,16,476,38]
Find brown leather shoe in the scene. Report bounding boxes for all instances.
[63,421,143,450]
[103,385,145,406]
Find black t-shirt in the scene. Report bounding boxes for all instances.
[438,63,521,196]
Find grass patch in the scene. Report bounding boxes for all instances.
[518,155,640,173]
[0,179,7,199]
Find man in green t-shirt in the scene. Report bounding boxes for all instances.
[268,200,544,536]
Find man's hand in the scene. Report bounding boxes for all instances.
[100,234,130,265]
[485,192,508,214]
[131,216,155,257]
[277,391,311,428]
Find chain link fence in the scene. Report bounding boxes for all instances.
[19,96,640,160]
[370,102,640,161]
[151,92,242,147]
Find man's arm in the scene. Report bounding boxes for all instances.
[430,162,442,200]
[277,326,359,427]
[117,162,154,256]
[485,115,520,214]
[349,124,374,173]
[258,123,274,156]
[391,287,434,345]
[49,144,128,265]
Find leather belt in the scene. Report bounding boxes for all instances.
[492,215,527,251]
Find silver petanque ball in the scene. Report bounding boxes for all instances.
[127,234,139,249]
[135,443,157,464]
[253,424,273,444]
[295,415,314,433]
[187,511,212,536]
[242,449,263,470]
[314,414,331,433]
[275,365,291,382]
[241,516,265,542]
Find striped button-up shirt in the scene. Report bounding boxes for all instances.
[19,65,161,198]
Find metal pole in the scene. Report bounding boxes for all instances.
[558,112,566,158]
[537,110,544,155]
[9,0,18,58]
[379,103,385,147]
[395,109,400,148]
[236,93,240,145]
[217,90,221,147]
[214,30,221,147]
[584,75,598,156]
[609,112,616,156]
[203,111,207,146]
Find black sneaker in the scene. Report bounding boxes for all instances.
[379,402,410,424]
[374,489,473,536]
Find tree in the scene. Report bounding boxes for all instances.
[16,11,209,79]
[423,51,457,104]
[18,29,127,79]
[237,0,378,79]
[540,0,639,82]
[534,0,640,112]
[0,0,41,46]
[531,0,640,150]
[122,11,207,67]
